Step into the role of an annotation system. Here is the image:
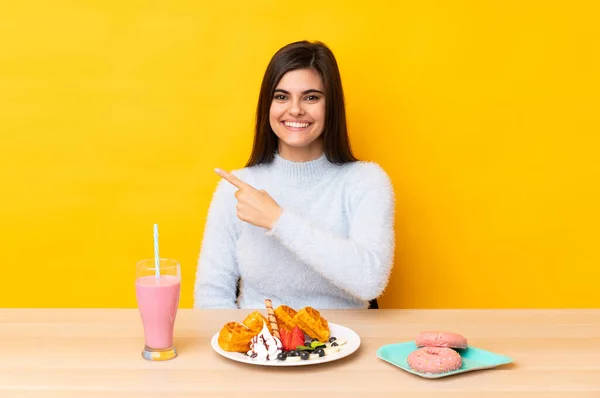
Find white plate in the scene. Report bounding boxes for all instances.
[211,322,361,367]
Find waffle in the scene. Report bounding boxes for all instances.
[217,322,256,352]
[274,305,297,332]
[242,310,271,334]
[293,306,330,342]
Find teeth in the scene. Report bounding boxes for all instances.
[284,122,309,128]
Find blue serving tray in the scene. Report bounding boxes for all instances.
[376,341,513,379]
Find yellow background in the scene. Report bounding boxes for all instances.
[1,1,598,309]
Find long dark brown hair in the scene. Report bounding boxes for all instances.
[246,40,358,166]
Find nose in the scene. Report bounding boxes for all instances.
[288,98,305,117]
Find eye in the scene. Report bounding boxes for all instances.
[273,94,288,101]
[305,95,320,102]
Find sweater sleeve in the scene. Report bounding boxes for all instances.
[194,179,240,309]
[268,163,395,301]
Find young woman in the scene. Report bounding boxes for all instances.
[194,40,395,309]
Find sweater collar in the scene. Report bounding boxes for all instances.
[270,152,337,186]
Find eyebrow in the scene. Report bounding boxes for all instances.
[273,89,324,95]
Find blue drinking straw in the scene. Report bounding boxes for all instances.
[153,224,161,279]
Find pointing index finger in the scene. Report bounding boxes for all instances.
[214,168,253,190]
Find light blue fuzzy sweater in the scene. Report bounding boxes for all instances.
[194,153,395,309]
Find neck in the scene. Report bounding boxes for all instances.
[277,140,324,162]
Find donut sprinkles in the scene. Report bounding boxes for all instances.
[407,347,462,374]
[407,331,468,375]
[415,331,468,349]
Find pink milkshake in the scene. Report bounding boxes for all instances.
[135,258,181,361]
[136,275,181,349]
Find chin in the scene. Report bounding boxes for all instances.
[281,139,314,148]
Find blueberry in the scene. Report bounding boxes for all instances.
[328,337,337,343]
[300,351,309,360]
[317,349,325,357]
[331,342,339,347]
[277,352,287,361]
[288,350,298,357]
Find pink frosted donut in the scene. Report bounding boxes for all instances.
[407,347,462,374]
[415,331,468,349]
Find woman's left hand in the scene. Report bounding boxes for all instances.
[215,168,283,230]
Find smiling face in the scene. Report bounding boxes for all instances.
[269,68,326,161]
